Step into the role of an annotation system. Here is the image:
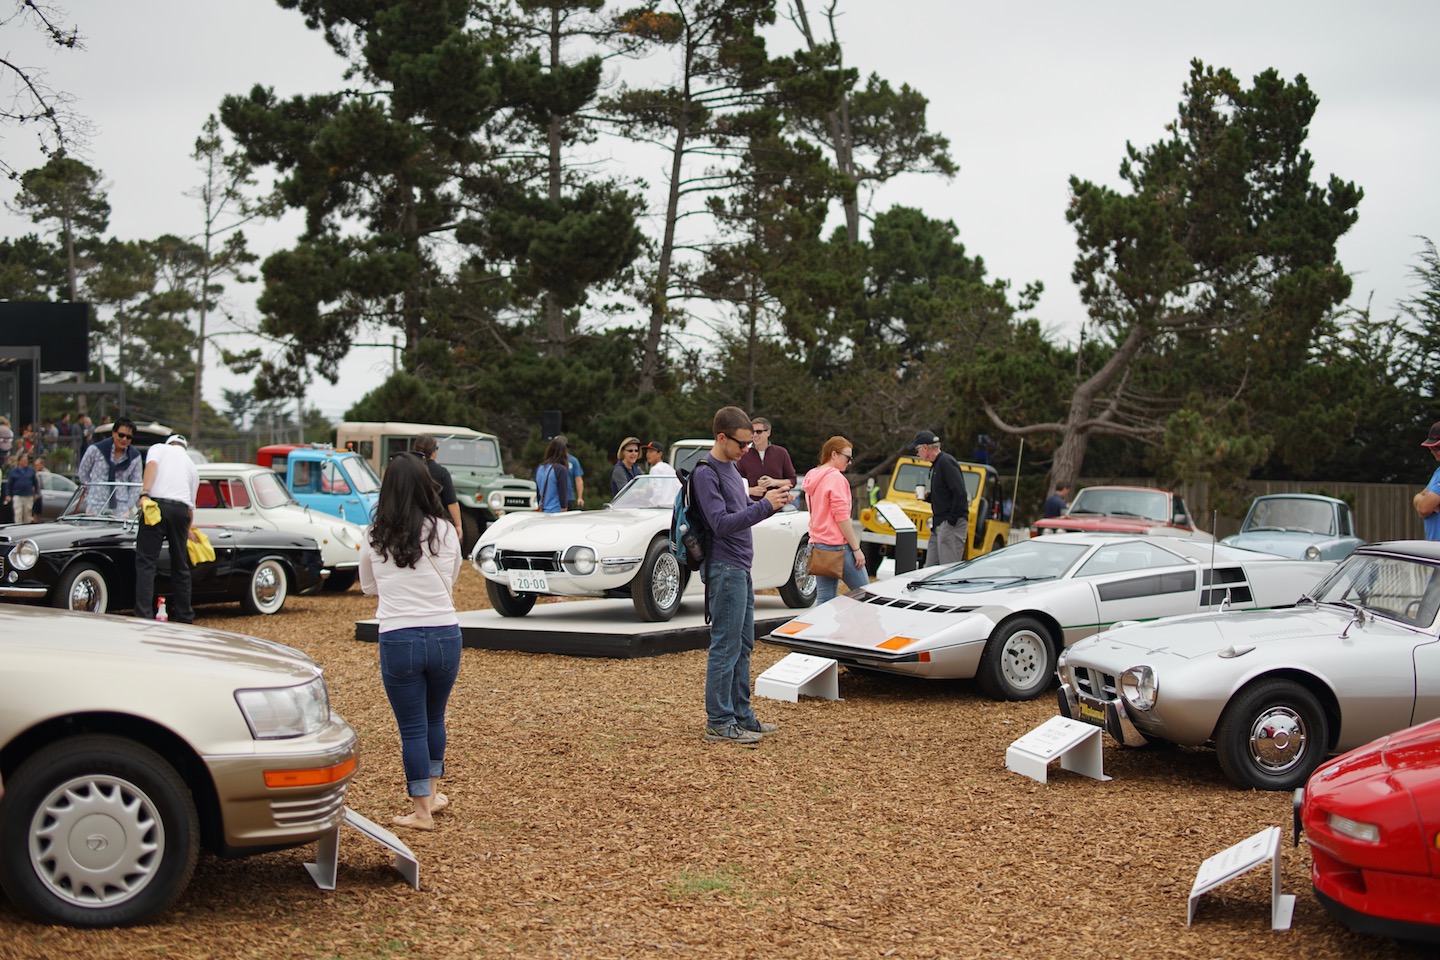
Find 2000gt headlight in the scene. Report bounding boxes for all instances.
[236,678,331,739]
[564,546,597,576]
[1120,665,1158,711]
[474,543,498,575]
[8,538,40,571]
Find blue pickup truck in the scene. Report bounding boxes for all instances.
[256,444,380,525]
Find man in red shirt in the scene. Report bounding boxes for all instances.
[737,416,796,501]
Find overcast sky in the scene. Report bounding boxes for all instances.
[3,1,1437,421]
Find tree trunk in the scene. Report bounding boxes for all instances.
[638,101,689,395]
[543,7,566,358]
[792,0,860,244]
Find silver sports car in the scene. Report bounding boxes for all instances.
[766,533,1331,701]
[1058,540,1440,790]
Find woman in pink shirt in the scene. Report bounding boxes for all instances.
[806,436,868,602]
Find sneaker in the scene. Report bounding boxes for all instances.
[703,724,761,744]
[738,719,778,736]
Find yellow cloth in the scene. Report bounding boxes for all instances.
[187,529,216,564]
[142,498,161,526]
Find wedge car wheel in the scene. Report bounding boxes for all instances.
[1216,679,1329,791]
[0,736,199,928]
[976,616,1056,701]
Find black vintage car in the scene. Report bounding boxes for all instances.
[0,482,327,615]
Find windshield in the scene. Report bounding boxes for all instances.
[912,538,1091,586]
[348,457,381,493]
[64,481,142,519]
[253,470,296,508]
[1242,498,1336,536]
[1069,488,1169,521]
[1311,552,1440,627]
[435,436,500,470]
[612,475,682,509]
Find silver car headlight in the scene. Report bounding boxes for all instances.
[1120,665,1158,711]
[564,546,597,576]
[1305,545,1321,561]
[9,538,40,571]
[236,677,330,739]
[474,543,498,575]
[488,491,505,511]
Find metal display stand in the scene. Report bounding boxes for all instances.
[305,807,421,891]
[1004,716,1111,784]
[876,501,919,574]
[1187,826,1293,930]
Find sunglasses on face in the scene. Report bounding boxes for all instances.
[838,452,853,463]
[723,433,754,450]
[624,447,639,454]
[114,433,133,440]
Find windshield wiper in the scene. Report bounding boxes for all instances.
[907,574,1051,591]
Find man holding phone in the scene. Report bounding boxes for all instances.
[737,416,796,501]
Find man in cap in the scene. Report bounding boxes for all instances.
[643,441,676,478]
[135,433,200,622]
[912,429,969,565]
[1414,421,1440,540]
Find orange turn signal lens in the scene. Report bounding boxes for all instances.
[775,621,811,636]
[264,755,358,789]
[877,636,918,651]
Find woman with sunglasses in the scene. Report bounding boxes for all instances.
[806,436,868,602]
[610,436,644,496]
[360,453,463,831]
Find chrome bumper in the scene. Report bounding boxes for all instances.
[1057,682,1149,747]
[0,585,48,598]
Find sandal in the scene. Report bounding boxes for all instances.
[392,812,435,831]
[431,792,449,814]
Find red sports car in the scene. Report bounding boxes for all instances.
[1297,717,1440,944]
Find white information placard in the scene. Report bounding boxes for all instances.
[1004,715,1110,784]
[305,807,421,891]
[875,501,916,532]
[755,653,841,702]
[1187,826,1293,930]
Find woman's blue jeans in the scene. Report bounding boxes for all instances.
[813,543,869,603]
[378,624,462,797]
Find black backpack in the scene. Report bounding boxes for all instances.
[671,459,714,573]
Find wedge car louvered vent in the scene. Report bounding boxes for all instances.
[854,592,977,616]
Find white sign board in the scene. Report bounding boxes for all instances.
[875,501,916,532]
[305,807,421,891]
[1005,715,1110,784]
[755,653,841,702]
[1187,826,1293,930]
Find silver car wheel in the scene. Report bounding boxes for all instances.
[28,773,165,909]
[1246,705,1309,774]
[1000,628,1047,690]
[242,558,289,615]
[650,550,682,610]
[55,564,109,614]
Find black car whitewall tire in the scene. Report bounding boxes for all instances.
[778,538,818,608]
[486,578,537,617]
[1216,679,1330,791]
[976,616,1056,701]
[0,736,199,928]
[241,558,289,615]
[632,537,684,622]
[52,562,110,614]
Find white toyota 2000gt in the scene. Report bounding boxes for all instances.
[471,475,816,621]
[766,533,1332,701]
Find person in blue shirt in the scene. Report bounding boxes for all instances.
[3,451,40,523]
[1414,421,1440,540]
[535,436,572,514]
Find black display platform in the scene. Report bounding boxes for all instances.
[354,593,803,659]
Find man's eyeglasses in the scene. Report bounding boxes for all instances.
[752,427,769,434]
[723,433,754,450]
[114,432,134,441]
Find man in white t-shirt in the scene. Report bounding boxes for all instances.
[643,442,676,478]
[135,434,201,622]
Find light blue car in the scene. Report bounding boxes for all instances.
[1221,493,1364,561]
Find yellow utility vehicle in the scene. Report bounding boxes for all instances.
[858,457,1010,570]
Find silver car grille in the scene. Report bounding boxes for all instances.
[1072,666,1119,701]
[495,549,562,573]
[850,589,978,616]
[270,782,350,830]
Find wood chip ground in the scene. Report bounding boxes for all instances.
[0,569,1427,959]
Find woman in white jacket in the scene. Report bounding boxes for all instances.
[360,452,462,830]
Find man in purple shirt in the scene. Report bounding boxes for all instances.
[694,405,789,744]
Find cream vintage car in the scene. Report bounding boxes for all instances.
[195,463,366,591]
[472,474,816,621]
[0,606,357,927]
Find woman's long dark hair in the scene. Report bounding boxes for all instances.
[541,435,568,467]
[368,453,446,568]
